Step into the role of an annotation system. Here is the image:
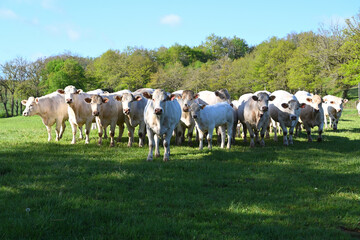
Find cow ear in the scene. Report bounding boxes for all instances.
[84,98,92,103]
[57,89,65,94]
[343,99,348,104]
[194,94,199,99]
[21,100,27,105]
[103,97,109,103]
[269,95,276,101]
[323,98,327,103]
[135,95,142,101]
[252,95,258,101]
[281,103,289,109]
[142,92,152,99]
[114,95,122,101]
[200,104,206,109]
[300,103,307,108]
[35,98,39,104]
[177,95,181,99]
[169,94,177,101]
[306,97,312,103]
[214,91,220,97]
[230,103,234,107]
[76,89,82,94]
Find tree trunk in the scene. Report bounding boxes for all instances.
[15,100,19,116]
[11,95,14,117]
[342,89,349,99]
[3,102,9,118]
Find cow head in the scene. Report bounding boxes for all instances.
[214,89,231,104]
[305,95,322,113]
[143,89,172,115]
[251,92,276,115]
[84,95,109,116]
[281,99,305,121]
[114,93,142,115]
[189,102,206,119]
[180,90,196,112]
[58,85,82,104]
[21,97,40,116]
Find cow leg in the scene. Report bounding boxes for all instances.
[91,122,97,130]
[103,126,108,139]
[78,126,83,139]
[255,130,260,144]
[272,119,278,142]
[260,126,266,147]
[45,125,52,142]
[55,120,61,141]
[154,134,160,158]
[70,122,77,144]
[303,124,312,142]
[242,122,248,143]
[188,124,195,146]
[216,127,222,146]
[97,124,103,145]
[175,124,183,146]
[126,121,134,147]
[333,119,338,130]
[265,120,270,139]
[85,121,91,144]
[146,128,154,161]
[289,126,295,145]
[317,120,324,142]
[279,123,288,146]
[246,123,255,148]
[117,124,124,142]
[163,131,172,161]
[59,121,66,140]
[219,125,226,148]
[138,122,146,147]
[207,126,214,150]
[109,122,116,147]
[227,123,232,149]
[198,130,204,150]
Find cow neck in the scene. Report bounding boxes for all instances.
[35,99,47,118]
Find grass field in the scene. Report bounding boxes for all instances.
[1,110,360,239]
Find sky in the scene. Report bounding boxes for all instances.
[0,0,359,64]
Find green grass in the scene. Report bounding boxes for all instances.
[1,111,360,239]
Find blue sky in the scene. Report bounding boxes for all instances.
[0,0,359,64]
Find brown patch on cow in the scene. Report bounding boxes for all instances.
[85,130,89,135]
[98,133,102,138]
[110,132,114,137]
[252,111,257,122]
[128,132,131,137]
[312,95,322,104]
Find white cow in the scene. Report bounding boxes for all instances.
[323,95,348,130]
[189,102,234,150]
[269,90,305,146]
[21,91,68,142]
[238,92,275,147]
[172,90,197,146]
[295,91,324,142]
[114,92,148,147]
[57,86,94,144]
[84,94,122,147]
[143,89,181,161]
[357,101,360,115]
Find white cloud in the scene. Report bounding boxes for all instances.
[67,29,80,41]
[160,14,181,27]
[0,8,18,20]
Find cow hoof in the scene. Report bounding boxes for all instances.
[147,157,153,161]
[71,141,76,144]
[163,157,169,162]
[260,141,265,147]
[139,144,144,148]
[155,153,160,158]
[110,143,115,147]
[250,143,255,148]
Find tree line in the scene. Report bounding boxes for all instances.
[1,12,360,118]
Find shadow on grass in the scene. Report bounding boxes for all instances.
[1,140,359,239]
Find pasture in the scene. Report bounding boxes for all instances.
[1,110,360,239]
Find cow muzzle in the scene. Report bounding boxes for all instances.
[261,106,268,112]
[193,114,197,119]
[124,108,130,115]
[337,109,342,113]
[154,108,162,115]
[23,112,29,116]
[93,111,100,116]
[66,99,73,104]
[290,115,297,121]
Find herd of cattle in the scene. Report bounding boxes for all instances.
[21,86,351,161]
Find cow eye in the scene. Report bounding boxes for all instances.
[330,101,335,104]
